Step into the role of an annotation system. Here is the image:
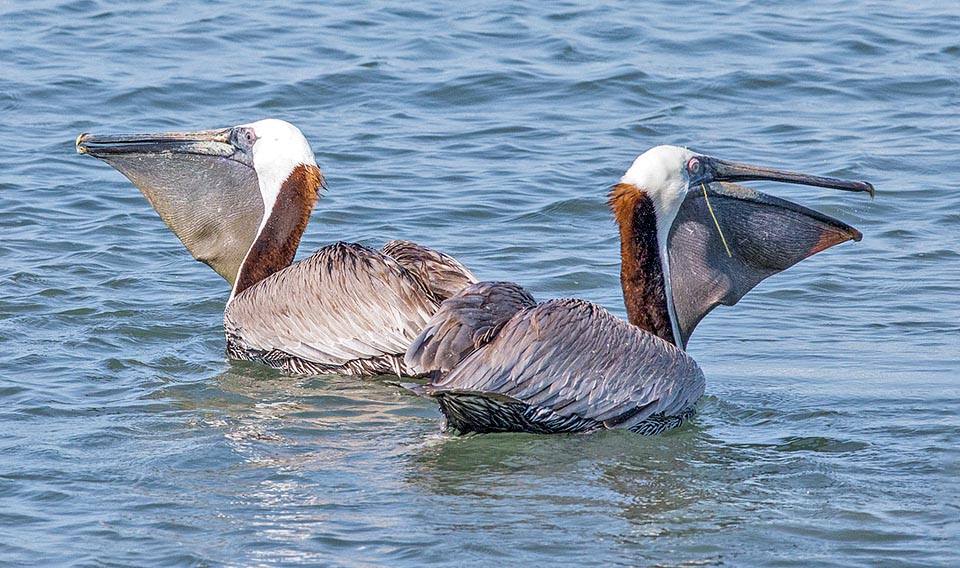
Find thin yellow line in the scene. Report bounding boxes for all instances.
[702,183,732,258]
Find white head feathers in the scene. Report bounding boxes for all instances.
[242,118,317,217]
[620,145,697,232]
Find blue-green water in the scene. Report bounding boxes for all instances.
[2,1,958,566]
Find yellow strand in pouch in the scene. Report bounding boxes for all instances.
[702,183,733,258]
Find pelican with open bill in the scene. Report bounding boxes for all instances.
[77,119,477,377]
[402,146,874,435]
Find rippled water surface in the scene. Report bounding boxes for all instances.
[2,1,959,566]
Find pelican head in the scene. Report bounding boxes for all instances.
[77,119,324,293]
[611,145,874,348]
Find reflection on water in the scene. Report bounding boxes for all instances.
[144,367,447,565]
[183,366,437,461]
[128,359,949,566]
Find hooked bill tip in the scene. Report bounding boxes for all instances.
[76,133,89,154]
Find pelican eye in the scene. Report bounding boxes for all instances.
[687,157,701,175]
[234,127,258,149]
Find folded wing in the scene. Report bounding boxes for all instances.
[405,281,537,375]
[380,240,478,302]
[224,242,439,373]
[428,298,705,430]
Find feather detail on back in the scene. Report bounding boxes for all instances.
[225,242,439,376]
[420,298,705,432]
[405,281,537,376]
[380,240,478,302]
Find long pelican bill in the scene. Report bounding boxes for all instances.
[76,127,264,285]
[76,128,236,158]
[702,157,876,197]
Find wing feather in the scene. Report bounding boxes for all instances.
[380,240,478,301]
[405,281,537,374]
[431,298,705,426]
[225,242,439,369]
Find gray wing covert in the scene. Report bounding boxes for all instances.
[431,299,705,429]
[224,242,439,369]
[380,240,478,302]
[405,281,537,375]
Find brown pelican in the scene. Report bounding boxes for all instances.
[77,119,476,376]
[403,146,874,434]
